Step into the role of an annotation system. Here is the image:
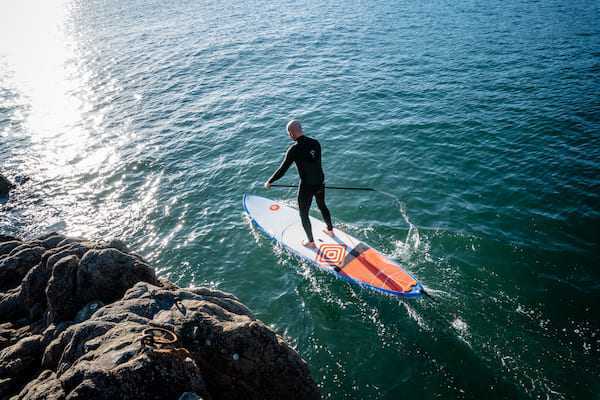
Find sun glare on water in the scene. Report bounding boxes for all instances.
[0,1,128,238]
[3,2,74,131]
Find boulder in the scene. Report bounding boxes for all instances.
[0,241,22,258]
[39,234,68,250]
[18,242,93,320]
[0,335,43,397]
[0,246,45,291]
[13,175,30,185]
[0,234,19,243]
[0,289,25,324]
[46,255,79,323]
[74,301,104,323]
[7,241,45,257]
[0,174,14,196]
[98,238,130,253]
[11,369,65,400]
[76,248,158,305]
[0,234,320,400]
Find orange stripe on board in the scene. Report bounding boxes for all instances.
[340,245,416,292]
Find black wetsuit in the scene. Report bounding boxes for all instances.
[268,135,333,242]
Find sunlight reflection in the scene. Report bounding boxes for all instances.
[0,0,118,177]
[2,2,79,135]
[0,1,134,239]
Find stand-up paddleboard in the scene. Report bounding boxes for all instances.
[243,194,423,298]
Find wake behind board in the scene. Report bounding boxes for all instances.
[243,194,423,298]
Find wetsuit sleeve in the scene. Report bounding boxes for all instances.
[268,146,295,183]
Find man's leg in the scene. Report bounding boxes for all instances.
[315,185,333,231]
[298,184,314,243]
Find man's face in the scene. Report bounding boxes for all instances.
[288,129,294,140]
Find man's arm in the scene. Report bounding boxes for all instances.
[267,146,294,185]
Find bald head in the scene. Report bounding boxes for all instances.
[287,120,303,140]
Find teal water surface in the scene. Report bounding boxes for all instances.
[1,0,599,398]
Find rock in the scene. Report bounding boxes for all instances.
[0,321,32,352]
[0,289,26,324]
[0,377,14,399]
[0,246,45,291]
[20,264,51,321]
[45,242,91,272]
[98,238,130,253]
[39,234,68,250]
[40,323,70,348]
[0,234,19,243]
[46,255,79,323]
[77,248,158,305]
[13,369,65,400]
[0,174,14,196]
[55,237,87,248]
[13,175,30,185]
[7,241,45,257]
[0,241,22,258]
[0,234,320,400]
[178,392,203,400]
[32,281,318,399]
[34,232,61,242]
[0,335,43,398]
[74,301,104,323]
[18,242,94,320]
[103,282,318,400]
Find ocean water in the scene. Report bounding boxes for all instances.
[1,0,599,398]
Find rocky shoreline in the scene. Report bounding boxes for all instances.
[0,232,320,399]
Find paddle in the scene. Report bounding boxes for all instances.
[269,184,375,192]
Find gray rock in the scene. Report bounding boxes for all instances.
[0,377,14,399]
[45,242,91,272]
[7,241,45,257]
[55,237,87,248]
[40,323,70,348]
[77,248,158,305]
[0,321,32,352]
[0,235,319,400]
[46,255,79,323]
[13,175,30,185]
[74,301,104,323]
[0,246,45,291]
[19,264,49,321]
[0,241,22,258]
[0,289,25,323]
[19,242,92,321]
[0,335,43,398]
[98,238,130,253]
[0,174,14,196]
[0,234,19,243]
[39,235,68,250]
[34,232,60,241]
[13,369,65,400]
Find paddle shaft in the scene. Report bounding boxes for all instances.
[269,184,375,191]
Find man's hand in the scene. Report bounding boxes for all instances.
[264,181,272,189]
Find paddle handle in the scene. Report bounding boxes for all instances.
[269,184,375,192]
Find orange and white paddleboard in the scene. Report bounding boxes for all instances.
[243,194,423,298]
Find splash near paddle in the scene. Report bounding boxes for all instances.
[243,194,423,298]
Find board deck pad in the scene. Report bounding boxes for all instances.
[243,194,423,297]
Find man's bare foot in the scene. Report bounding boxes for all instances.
[323,228,335,237]
[302,240,317,249]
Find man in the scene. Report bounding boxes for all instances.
[265,120,334,249]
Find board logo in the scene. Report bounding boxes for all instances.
[269,204,280,211]
[316,244,347,266]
